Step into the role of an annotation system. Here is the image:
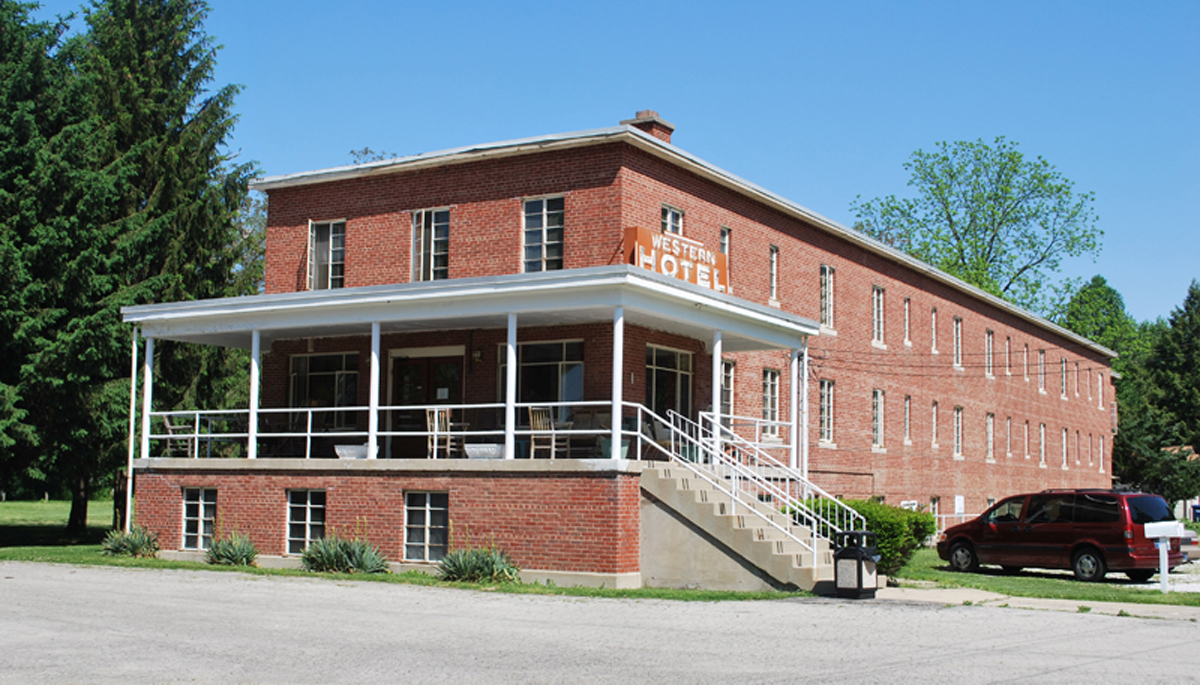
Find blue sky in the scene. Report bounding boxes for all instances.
[33,0,1199,322]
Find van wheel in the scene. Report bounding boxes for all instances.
[949,542,978,573]
[1072,548,1106,582]
[1125,569,1154,583]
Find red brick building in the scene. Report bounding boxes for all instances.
[123,112,1114,590]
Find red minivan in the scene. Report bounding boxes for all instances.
[936,489,1185,582]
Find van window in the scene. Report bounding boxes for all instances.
[984,498,1025,523]
[1026,494,1074,524]
[1074,494,1120,523]
[1127,495,1172,524]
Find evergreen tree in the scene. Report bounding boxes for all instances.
[1148,281,1200,450]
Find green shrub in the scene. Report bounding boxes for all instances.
[205,532,258,566]
[300,534,389,574]
[100,525,160,558]
[437,546,521,583]
[843,499,936,575]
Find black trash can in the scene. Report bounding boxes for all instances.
[834,531,879,599]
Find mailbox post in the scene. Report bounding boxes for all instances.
[1144,520,1185,594]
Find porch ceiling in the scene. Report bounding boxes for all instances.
[122,265,819,352]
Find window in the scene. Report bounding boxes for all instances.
[872,389,885,448]
[904,395,911,443]
[953,406,963,457]
[405,492,448,562]
[819,265,834,328]
[952,317,963,368]
[1098,373,1104,408]
[986,413,995,461]
[290,353,359,430]
[183,488,216,550]
[1023,344,1029,381]
[1024,420,1030,459]
[720,360,735,421]
[900,297,910,344]
[647,345,692,418]
[1088,432,1093,465]
[931,308,938,352]
[1074,362,1080,396]
[819,379,834,443]
[769,246,779,301]
[985,330,994,377]
[1076,430,1081,465]
[501,341,584,421]
[661,205,683,234]
[308,221,345,290]
[931,401,939,447]
[719,226,731,258]
[1099,435,1105,472]
[287,490,325,555]
[872,286,885,345]
[762,369,780,436]
[1005,416,1012,457]
[1038,349,1046,392]
[1061,357,1067,398]
[523,197,564,272]
[1062,427,1069,468]
[412,209,450,281]
[1039,423,1046,466]
[1005,337,1012,375]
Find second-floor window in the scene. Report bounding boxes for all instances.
[661,206,683,234]
[953,317,963,367]
[820,265,834,328]
[523,197,564,272]
[413,209,450,281]
[769,246,779,301]
[872,286,885,344]
[308,221,345,290]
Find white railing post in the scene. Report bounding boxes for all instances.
[801,340,810,481]
[193,413,200,458]
[125,327,138,532]
[504,313,517,460]
[790,348,799,471]
[248,329,260,459]
[305,411,312,459]
[368,322,380,459]
[140,337,154,460]
[611,306,624,459]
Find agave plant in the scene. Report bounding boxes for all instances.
[100,526,160,558]
[301,534,389,574]
[437,547,520,583]
[205,532,259,566]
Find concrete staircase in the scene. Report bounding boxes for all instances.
[641,461,835,591]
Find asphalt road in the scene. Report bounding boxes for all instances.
[2,562,1198,684]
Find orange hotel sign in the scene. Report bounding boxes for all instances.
[624,226,729,293]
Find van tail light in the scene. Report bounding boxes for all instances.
[1124,525,1134,541]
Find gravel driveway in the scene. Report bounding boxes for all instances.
[2,562,1197,684]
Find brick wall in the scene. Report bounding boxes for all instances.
[135,468,641,574]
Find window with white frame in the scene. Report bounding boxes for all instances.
[1074,362,1080,396]
[287,490,325,555]
[1038,349,1046,392]
[1088,432,1093,465]
[819,379,834,443]
[904,395,911,443]
[646,345,693,418]
[523,197,564,272]
[405,491,448,562]
[661,205,683,234]
[1062,427,1069,468]
[719,226,731,259]
[931,401,939,447]
[904,298,911,344]
[931,308,938,352]
[1005,336,1012,375]
[769,246,779,301]
[762,369,780,437]
[953,317,963,368]
[872,286,885,344]
[985,330,994,377]
[953,407,963,457]
[720,360,735,424]
[412,208,450,281]
[1005,416,1012,457]
[183,488,216,550]
[1099,435,1105,472]
[1024,344,1029,381]
[986,413,995,461]
[1060,357,1067,398]
[308,221,345,290]
[290,353,359,430]
[1098,373,1104,408]
[1076,430,1081,465]
[872,389,885,448]
[819,265,834,328]
[1024,420,1030,458]
[1039,423,1046,466]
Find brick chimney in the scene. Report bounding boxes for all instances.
[620,110,675,144]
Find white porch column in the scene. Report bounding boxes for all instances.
[140,337,154,460]
[790,348,800,471]
[248,330,261,459]
[801,341,810,479]
[368,322,380,459]
[125,327,139,532]
[611,306,624,459]
[711,330,723,456]
[504,313,517,460]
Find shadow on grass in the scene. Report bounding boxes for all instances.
[0,525,112,547]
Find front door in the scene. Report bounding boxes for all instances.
[389,356,463,458]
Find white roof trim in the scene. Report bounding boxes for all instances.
[251,126,1115,359]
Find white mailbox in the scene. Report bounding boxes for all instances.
[1144,521,1185,538]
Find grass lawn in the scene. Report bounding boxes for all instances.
[0,499,114,546]
[895,548,1200,607]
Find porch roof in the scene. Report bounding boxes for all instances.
[121,265,818,352]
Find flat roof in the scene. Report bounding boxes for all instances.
[251,125,1116,359]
